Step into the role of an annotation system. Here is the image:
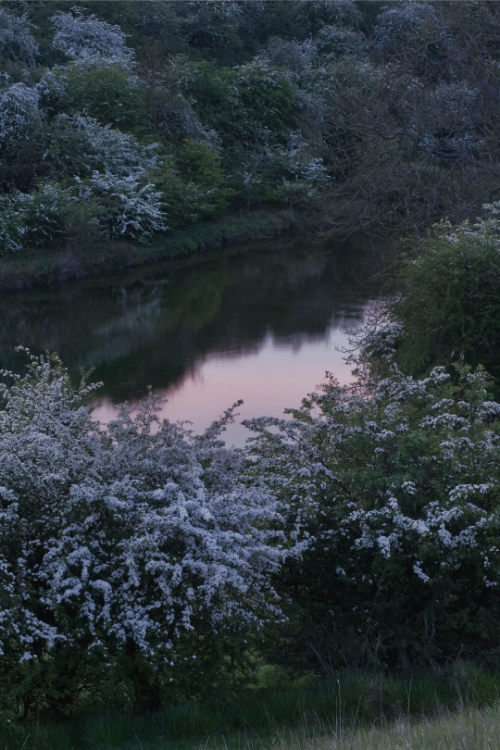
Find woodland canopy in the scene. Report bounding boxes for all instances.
[0,0,500,256]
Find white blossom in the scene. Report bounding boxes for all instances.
[373,2,444,54]
[56,114,160,177]
[88,171,167,241]
[257,37,317,75]
[0,8,38,64]
[0,353,284,667]
[0,82,40,144]
[51,7,134,67]
[245,351,500,595]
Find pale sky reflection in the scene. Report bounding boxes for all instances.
[92,326,357,448]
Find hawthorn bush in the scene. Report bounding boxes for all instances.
[0,352,283,719]
[246,334,500,673]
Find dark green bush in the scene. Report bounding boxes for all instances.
[65,64,148,135]
[392,215,500,394]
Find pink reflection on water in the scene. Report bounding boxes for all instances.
[92,328,356,448]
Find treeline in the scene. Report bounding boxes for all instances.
[1,0,500,257]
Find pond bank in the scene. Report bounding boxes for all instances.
[0,210,299,291]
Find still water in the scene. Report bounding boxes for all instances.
[0,234,373,446]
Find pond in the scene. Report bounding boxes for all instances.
[0,233,375,446]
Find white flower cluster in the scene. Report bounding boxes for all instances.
[0,115,166,253]
[0,353,283,667]
[437,204,500,252]
[0,82,41,144]
[88,171,168,240]
[51,7,134,68]
[245,358,500,593]
[373,2,444,53]
[0,9,38,65]
[56,114,160,178]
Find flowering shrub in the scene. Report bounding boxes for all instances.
[372,2,444,57]
[0,352,283,718]
[0,83,41,145]
[0,8,38,64]
[315,25,364,60]
[0,167,166,255]
[272,133,328,208]
[246,344,500,671]
[0,184,72,254]
[258,37,317,75]
[51,7,134,66]
[88,171,167,240]
[48,114,159,178]
[2,340,500,713]
[35,71,68,118]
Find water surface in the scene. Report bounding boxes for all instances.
[0,234,372,446]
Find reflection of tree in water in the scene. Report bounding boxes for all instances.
[0,234,371,402]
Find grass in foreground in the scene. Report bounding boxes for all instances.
[3,667,500,750]
[12,703,500,750]
[213,705,500,750]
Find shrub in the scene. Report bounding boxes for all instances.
[0,184,71,254]
[43,114,159,180]
[0,8,38,64]
[51,8,134,65]
[0,353,283,718]
[235,60,297,136]
[0,170,166,254]
[0,82,41,144]
[392,207,500,393]
[246,337,500,673]
[64,63,147,133]
[88,171,167,240]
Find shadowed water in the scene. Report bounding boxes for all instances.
[0,233,373,445]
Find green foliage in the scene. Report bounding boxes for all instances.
[177,139,223,186]
[235,62,297,136]
[64,63,147,134]
[0,184,72,253]
[0,124,46,194]
[155,140,234,227]
[167,58,297,154]
[392,212,500,393]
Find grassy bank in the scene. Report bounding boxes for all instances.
[5,668,500,750]
[227,705,500,750]
[0,210,297,291]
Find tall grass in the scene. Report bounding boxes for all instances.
[3,667,500,750]
[240,705,500,750]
